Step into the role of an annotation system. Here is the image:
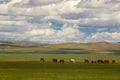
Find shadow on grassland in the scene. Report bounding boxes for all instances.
[107,50,120,55]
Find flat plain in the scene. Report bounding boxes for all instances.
[0,61,120,80]
[0,54,120,80]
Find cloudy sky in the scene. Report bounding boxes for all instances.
[0,0,120,43]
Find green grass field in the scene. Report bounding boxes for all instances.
[0,61,120,80]
[0,54,120,80]
[0,54,120,62]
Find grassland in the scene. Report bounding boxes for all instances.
[0,54,120,80]
[0,41,120,54]
[0,54,120,62]
[0,41,120,80]
[0,61,120,80]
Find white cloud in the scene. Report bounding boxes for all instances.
[0,0,120,43]
[27,24,86,43]
[30,29,56,36]
[0,0,120,25]
[85,32,120,43]
[0,32,26,41]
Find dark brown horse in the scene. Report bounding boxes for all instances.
[84,60,89,63]
[60,59,64,64]
[104,60,109,64]
[97,60,104,64]
[112,60,116,63]
[52,58,58,62]
[40,58,44,62]
[91,60,97,64]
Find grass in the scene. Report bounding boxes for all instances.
[0,41,120,54]
[0,54,120,62]
[0,61,120,80]
[0,41,120,80]
[0,54,120,80]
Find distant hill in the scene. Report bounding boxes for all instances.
[0,41,120,55]
[117,42,120,44]
[0,41,46,47]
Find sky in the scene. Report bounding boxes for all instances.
[0,0,120,43]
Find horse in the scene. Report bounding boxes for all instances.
[60,59,64,64]
[104,60,109,64]
[70,59,75,63]
[40,58,44,62]
[97,60,104,64]
[91,60,97,64]
[52,58,58,62]
[112,60,116,63]
[84,60,89,63]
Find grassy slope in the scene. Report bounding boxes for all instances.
[0,41,120,54]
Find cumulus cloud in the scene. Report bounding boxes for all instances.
[0,0,120,43]
[85,32,120,43]
[27,24,86,43]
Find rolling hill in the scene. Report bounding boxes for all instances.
[0,41,120,55]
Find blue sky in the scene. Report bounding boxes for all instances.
[0,0,120,43]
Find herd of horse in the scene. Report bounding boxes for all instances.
[84,59,116,64]
[40,58,66,64]
[40,58,116,64]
